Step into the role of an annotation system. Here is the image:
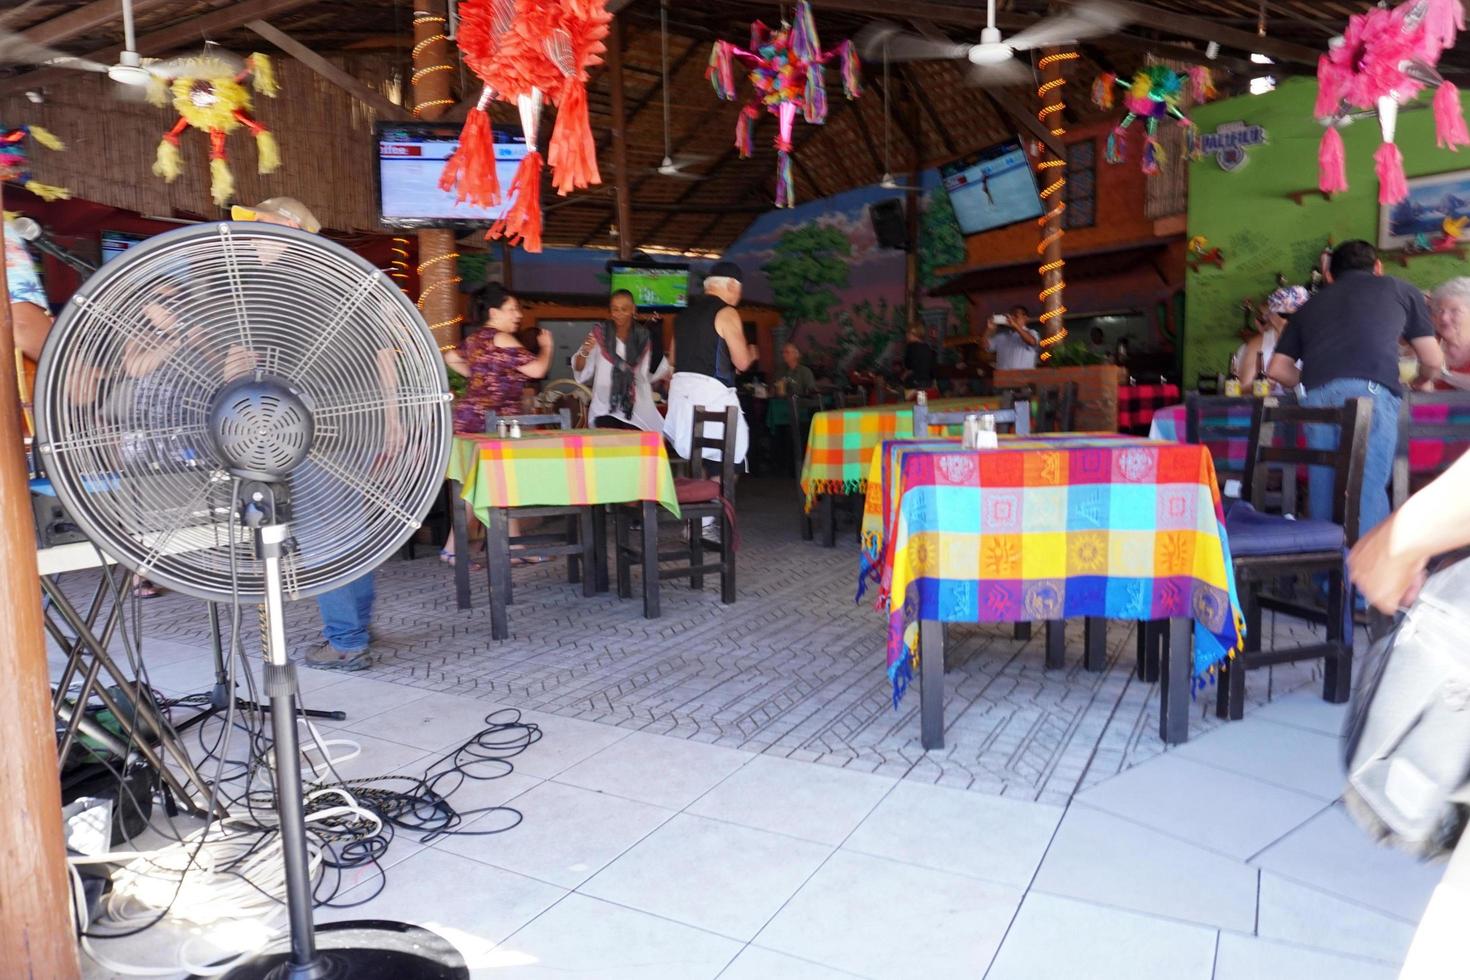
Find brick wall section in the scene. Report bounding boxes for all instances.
[994,365,1128,432]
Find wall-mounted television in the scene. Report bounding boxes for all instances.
[939,137,1044,236]
[608,263,689,311]
[100,230,147,264]
[375,121,528,229]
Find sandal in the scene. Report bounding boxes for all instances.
[439,549,485,573]
[510,554,549,566]
[133,582,160,599]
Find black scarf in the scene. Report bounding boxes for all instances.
[596,320,650,419]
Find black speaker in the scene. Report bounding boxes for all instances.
[869,199,909,251]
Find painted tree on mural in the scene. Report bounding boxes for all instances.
[918,186,967,330]
[761,223,851,338]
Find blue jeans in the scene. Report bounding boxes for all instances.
[1301,378,1398,538]
[315,572,374,653]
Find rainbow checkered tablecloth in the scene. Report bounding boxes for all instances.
[859,434,1244,707]
[799,397,1001,510]
[448,430,680,524]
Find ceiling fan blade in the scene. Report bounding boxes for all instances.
[1007,1,1128,52]
[965,58,1033,89]
[855,21,969,63]
[0,28,108,73]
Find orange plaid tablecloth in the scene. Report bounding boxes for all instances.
[798,397,1000,510]
[448,429,680,524]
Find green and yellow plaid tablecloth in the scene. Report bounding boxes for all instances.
[799,397,1001,510]
[448,429,680,524]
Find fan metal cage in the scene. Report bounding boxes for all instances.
[34,222,453,602]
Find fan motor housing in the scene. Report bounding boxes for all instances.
[208,376,315,481]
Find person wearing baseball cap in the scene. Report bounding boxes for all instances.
[1234,284,1307,394]
[230,196,322,233]
[663,259,755,536]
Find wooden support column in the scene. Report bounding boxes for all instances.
[609,15,633,260]
[412,1,461,347]
[0,191,80,978]
[904,78,922,328]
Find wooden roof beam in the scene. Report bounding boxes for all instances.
[0,0,320,96]
[1059,0,1321,66]
[22,0,176,46]
[895,65,957,158]
[247,20,406,119]
[592,34,705,156]
[986,89,1064,159]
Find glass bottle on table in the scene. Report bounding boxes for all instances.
[1223,362,1242,397]
[1252,351,1270,397]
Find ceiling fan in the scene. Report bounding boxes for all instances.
[0,0,195,99]
[877,43,920,192]
[858,0,1127,87]
[649,0,707,180]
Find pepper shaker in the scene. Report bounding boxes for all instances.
[509,419,522,439]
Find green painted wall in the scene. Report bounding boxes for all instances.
[1184,76,1470,383]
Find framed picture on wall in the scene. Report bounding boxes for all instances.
[1379,168,1470,250]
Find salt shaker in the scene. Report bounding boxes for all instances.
[977,413,998,450]
[509,419,522,439]
[962,413,980,450]
[496,418,509,438]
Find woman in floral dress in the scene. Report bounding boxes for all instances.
[441,283,553,564]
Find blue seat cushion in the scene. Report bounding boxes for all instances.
[1224,500,1345,558]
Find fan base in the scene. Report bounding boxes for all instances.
[201,921,467,980]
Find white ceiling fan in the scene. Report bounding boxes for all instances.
[650,0,707,180]
[0,0,193,99]
[858,0,1126,87]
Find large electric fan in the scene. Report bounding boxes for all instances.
[33,221,462,979]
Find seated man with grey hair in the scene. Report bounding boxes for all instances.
[1433,276,1470,389]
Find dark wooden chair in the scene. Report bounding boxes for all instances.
[1185,394,1264,494]
[999,383,1077,434]
[1196,373,1222,396]
[1393,390,1470,508]
[470,409,596,639]
[789,393,826,541]
[614,405,738,617]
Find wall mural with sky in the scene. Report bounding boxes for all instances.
[508,169,969,373]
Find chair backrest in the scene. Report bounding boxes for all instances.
[840,387,867,409]
[914,395,1030,437]
[485,408,573,433]
[787,393,824,475]
[1196,373,1221,396]
[1393,390,1470,509]
[690,405,739,498]
[1243,397,1372,542]
[1185,393,1280,492]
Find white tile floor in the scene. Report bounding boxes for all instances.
[74,652,1439,979]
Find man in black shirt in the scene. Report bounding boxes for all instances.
[902,324,936,398]
[1268,239,1443,537]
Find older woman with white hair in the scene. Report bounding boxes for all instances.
[1432,277,1470,389]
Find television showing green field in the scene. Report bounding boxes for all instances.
[609,264,689,310]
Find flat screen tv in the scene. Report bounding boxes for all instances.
[939,137,1044,236]
[100,230,147,264]
[375,121,528,228]
[608,263,689,311]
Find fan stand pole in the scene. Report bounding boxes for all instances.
[258,523,327,978]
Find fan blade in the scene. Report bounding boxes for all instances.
[855,21,969,63]
[0,28,107,73]
[965,59,1033,89]
[1007,1,1127,52]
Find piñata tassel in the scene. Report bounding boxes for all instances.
[775,146,794,208]
[1314,55,1341,120]
[1106,125,1126,164]
[1435,80,1469,150]
[736,105,757,157]
[23,181,69,202]
[1181,119,1201,160]
[548,79,600,194]
[790,0,820,61]
[707,41,736,101]
[153,137,182,182]
[1318,126,1349,194]
[1375,141,1409,205]
[438,97,501,207]
[1188,65,1216,103]
[249,53,278,97]
[27,125,63,151]
[804,62,828,124]
[254,128,281,174]
[487,149,544,253]
[1142,136,1164,175]
[1091,72,1117,109]
[1423,0,1466,52]
[209,157,235,207]
[839,40,861,99]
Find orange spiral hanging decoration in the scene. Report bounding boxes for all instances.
[1035,50,1078,361]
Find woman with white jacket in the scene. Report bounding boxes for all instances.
[572,289,668,432]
